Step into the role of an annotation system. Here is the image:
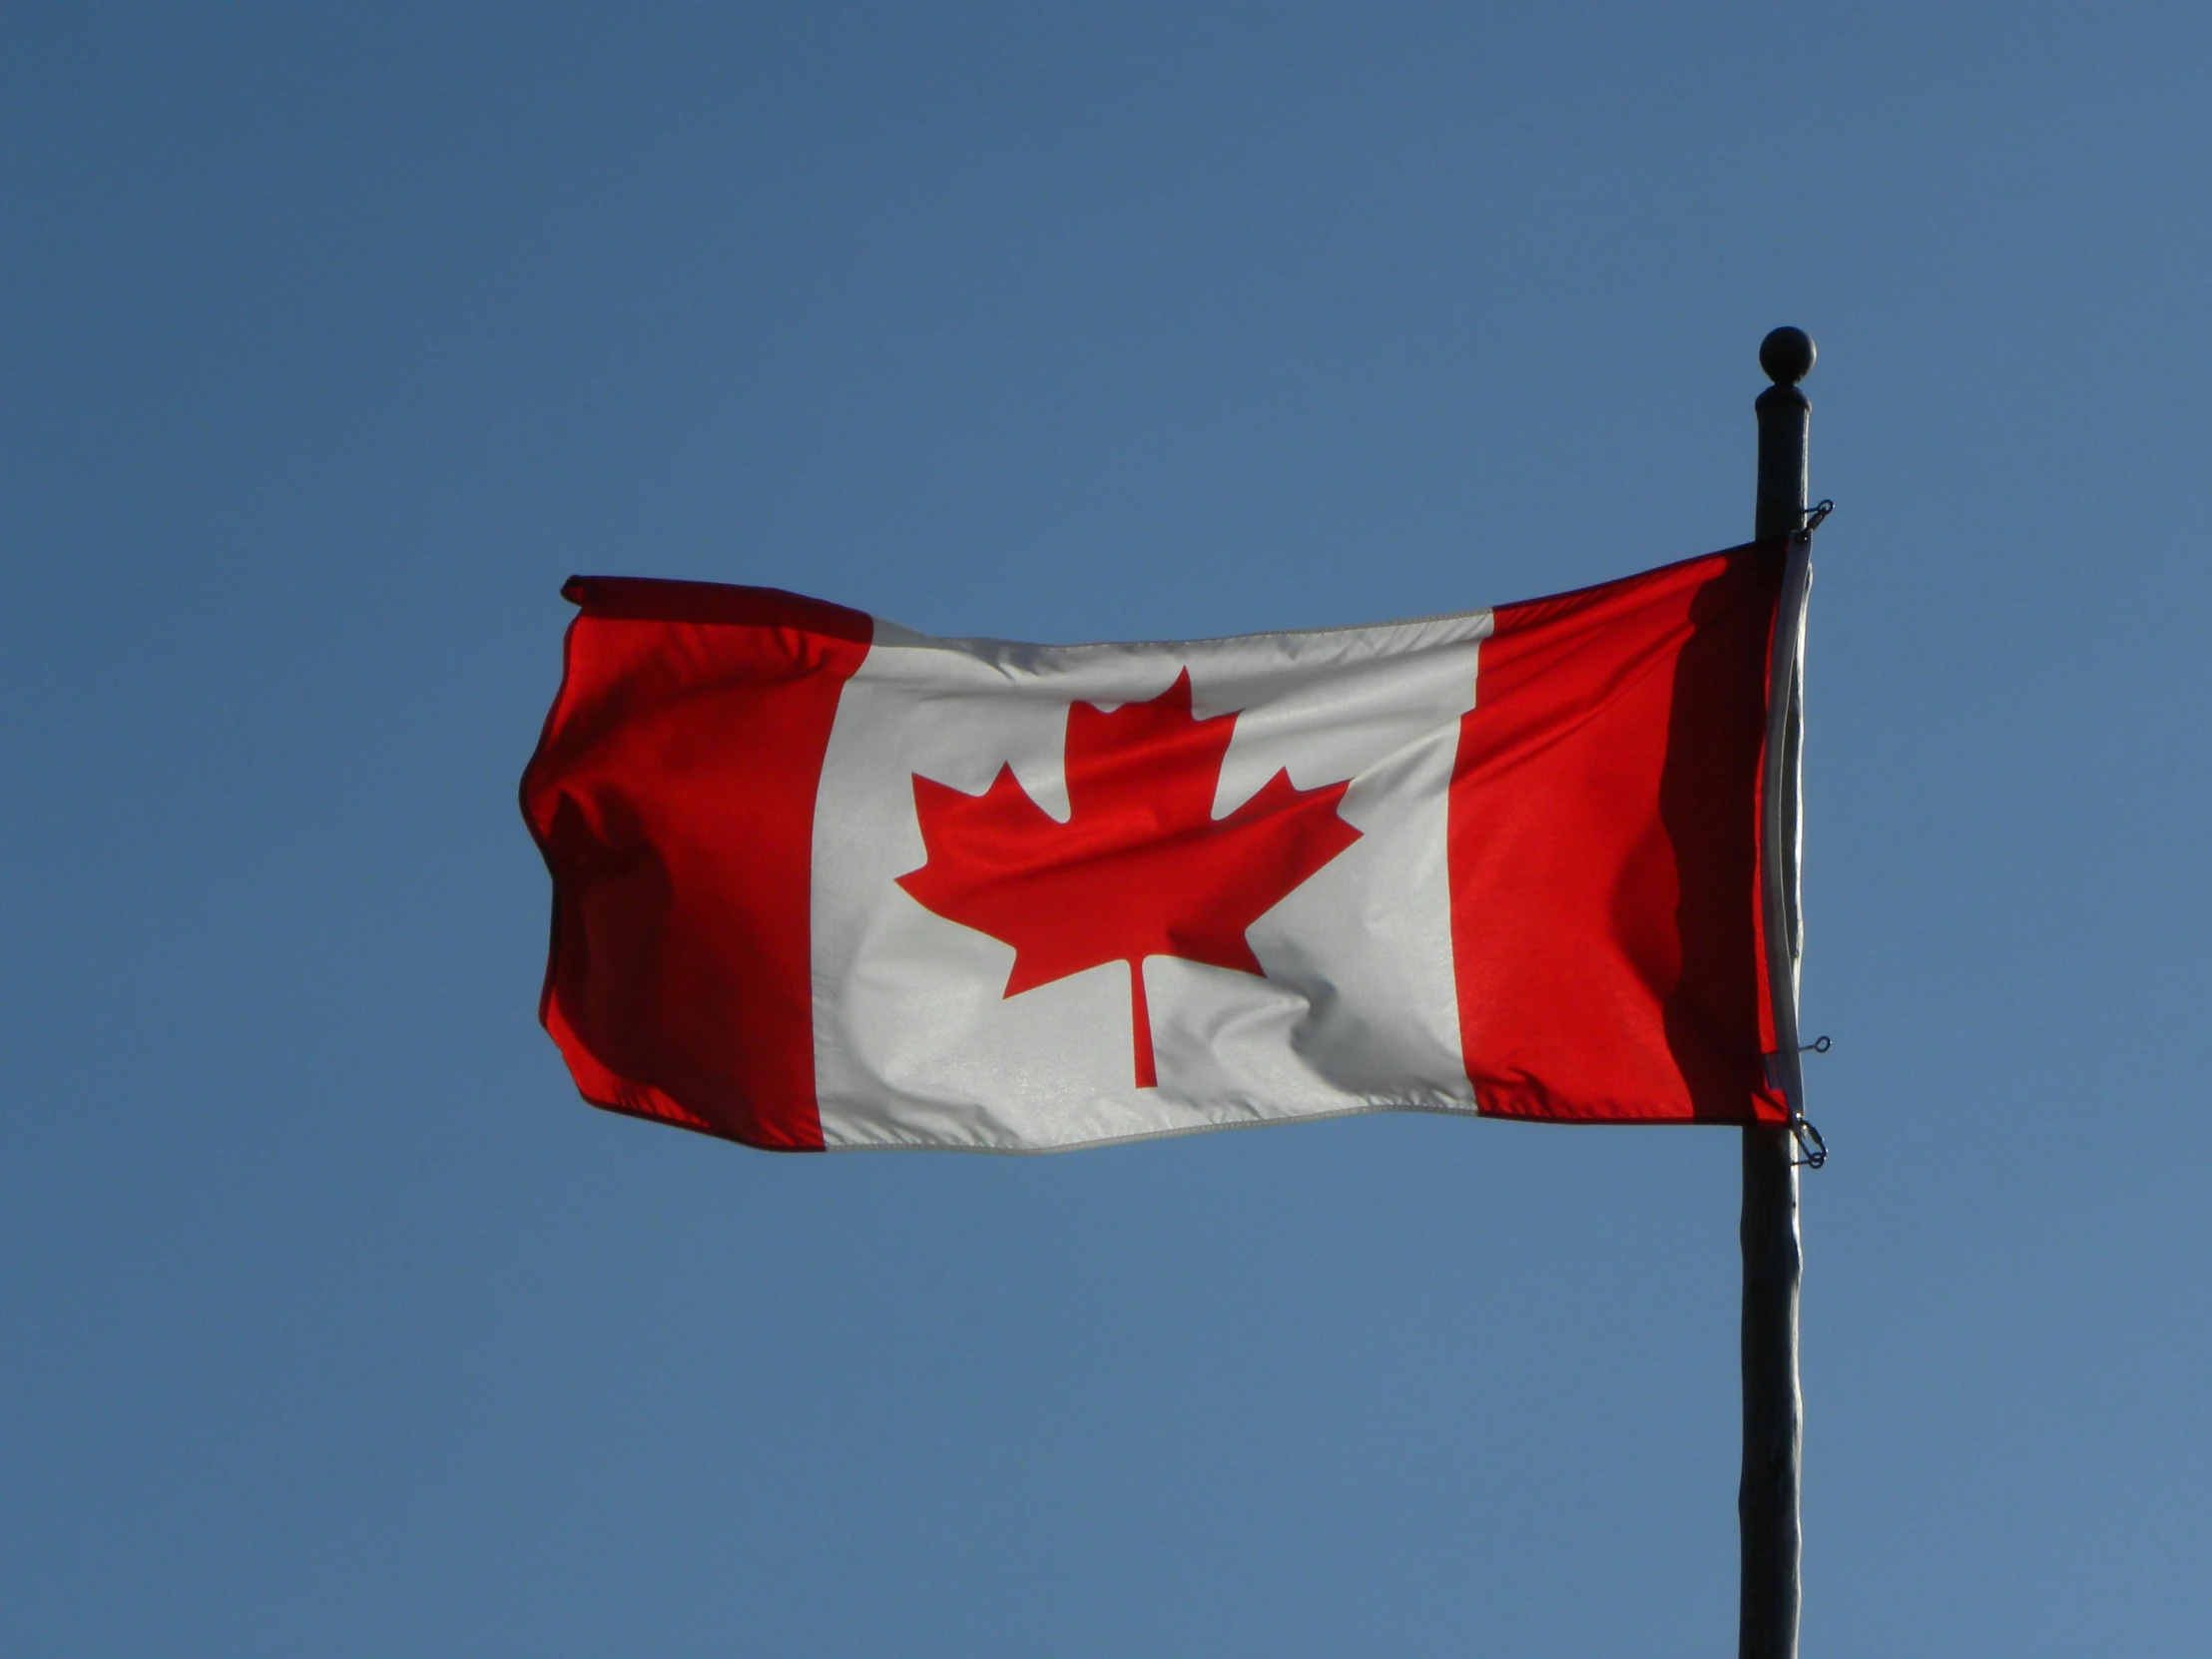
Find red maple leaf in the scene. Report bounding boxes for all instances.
[895,670,1363,1090]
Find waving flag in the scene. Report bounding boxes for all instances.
[521,543,1797,1152]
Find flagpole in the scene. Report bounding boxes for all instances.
[1740,324,1814,1659]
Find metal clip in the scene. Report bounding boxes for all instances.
[1799,1034,1831,1054]
[1788,1116,1828,1169]
[1795,499,1834,540]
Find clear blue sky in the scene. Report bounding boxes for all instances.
[6,6,2207,1654]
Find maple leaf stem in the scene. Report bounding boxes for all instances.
[1127,958,1158,1091]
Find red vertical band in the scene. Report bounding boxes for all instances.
[1448,545,1790,1123]
[520,578,873,1151]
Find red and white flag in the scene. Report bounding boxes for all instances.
[522,543,1805,1153]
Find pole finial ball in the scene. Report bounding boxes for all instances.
[1760,326,1817,385]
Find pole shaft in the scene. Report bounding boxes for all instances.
[1740,334,1811,1659]
[1739,1122,1801,1658]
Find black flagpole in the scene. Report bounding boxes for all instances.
[1741,324,1815,1659]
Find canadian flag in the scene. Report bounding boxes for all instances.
[522,543,1806,1153]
